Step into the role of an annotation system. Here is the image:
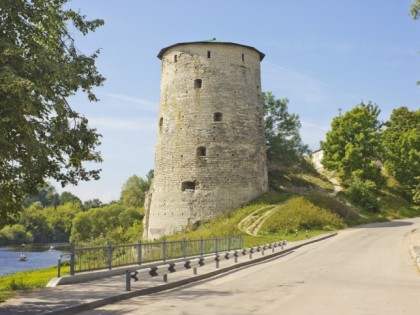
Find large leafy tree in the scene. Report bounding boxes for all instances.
[59,191,81,205]
[24,183,60,208]
[70,203,142,244]
[0,0,105,221]
[321,102,383,184]
[263,92,309,166]
[120,174,151,208]
[44,201,82,241]
[382,107,420,201]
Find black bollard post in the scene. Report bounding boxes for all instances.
[57,257,61,278]
[125,270,131,291]
[70,243,75,276]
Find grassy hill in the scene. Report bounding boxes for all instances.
[165,161,420,247]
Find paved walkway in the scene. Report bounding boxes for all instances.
[0,228,418,315]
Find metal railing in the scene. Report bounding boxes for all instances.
[58,236,242,277]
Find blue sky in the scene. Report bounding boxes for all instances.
[59,0,420,202]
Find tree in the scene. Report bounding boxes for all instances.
[0,0,105,222]
[24,183,60,208]
[382,107,420,201]
[411,0,420,20]
[70,203,141,244]
[44,201,82,241]
[0,224,33,245]
[263,92,309,166]
[321,102,383,184]
[59,191,82,205]
[20,202,53,242]
[120,175,151,208]
[83,198,103,210]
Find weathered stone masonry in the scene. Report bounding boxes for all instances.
[143,40,268,239]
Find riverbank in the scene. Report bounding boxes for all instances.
[0,264,70,302]
[0,243,69,276]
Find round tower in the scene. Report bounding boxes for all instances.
[143,40,268,239]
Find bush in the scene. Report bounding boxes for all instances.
[348,177,380,212]
[305,194,359,221]
[260,196,345,234]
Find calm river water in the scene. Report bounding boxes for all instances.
[0,243,70,276]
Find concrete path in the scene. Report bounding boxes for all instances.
[0,235,330,315]
[78,218,420,315]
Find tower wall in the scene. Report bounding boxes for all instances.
[144,42,268,239]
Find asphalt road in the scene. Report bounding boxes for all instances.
[80,218,420,315]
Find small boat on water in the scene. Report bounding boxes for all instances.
[49,245,56,251]
[18,254,27,262]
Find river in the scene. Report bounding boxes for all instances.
[0,243,70,276]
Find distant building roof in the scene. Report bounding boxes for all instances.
[157,38,265,61]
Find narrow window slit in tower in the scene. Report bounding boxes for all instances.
[182,181,196,191]
[197,146,206,157]
[194,79,202,89]
[214,112,222,122]
[159,117,163,128]
[242,53,244,62]
[207,51,211,58]
[174,55,177,62]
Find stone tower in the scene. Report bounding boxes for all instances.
[143,40,268,240]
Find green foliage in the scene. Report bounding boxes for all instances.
[382,107,420,202]
[263,92,309,166]
[1,200,83,244]
[70,203,143,244]
[347,176,380,212]
[59,191,82,206]
[0,265,69,302]
[24,184,60,209]
[411,0,420,19]
[378,190,417,219]
[259,196,345,234]
[305,193,359,221]
[83,198,103,210]
[44,202,82,241]
[120,174,151,208]
[321,102,383,184]
[0,224,33,245]
[413,177,420,204]
[268,170,334,192]
[19,203,54,242]
[0,0,105,222]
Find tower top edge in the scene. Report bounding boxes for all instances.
[157,40,265,61]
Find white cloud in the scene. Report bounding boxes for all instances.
[263,62,334,106]
[99,92,158,111]
[264,39,415,57]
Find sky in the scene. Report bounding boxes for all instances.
[57,0,420,203]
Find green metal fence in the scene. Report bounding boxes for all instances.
[61,236,242,276]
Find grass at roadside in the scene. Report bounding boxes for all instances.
[0,265,70,303]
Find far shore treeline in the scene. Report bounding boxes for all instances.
[0,172,153,246]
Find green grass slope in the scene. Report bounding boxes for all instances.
[166,162,420,247]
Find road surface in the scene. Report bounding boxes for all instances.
[80,218,420,315]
